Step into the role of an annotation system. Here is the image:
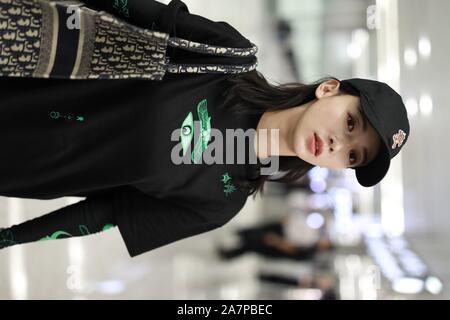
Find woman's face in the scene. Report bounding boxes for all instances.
[292,79,381,169]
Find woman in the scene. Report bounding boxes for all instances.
[0,0,410,257]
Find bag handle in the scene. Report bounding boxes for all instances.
[165,36,258,74]
[167,37,258,57]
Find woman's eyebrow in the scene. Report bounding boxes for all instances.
[357,104,368,133]
[357,104,369,167]
[360,147,369,167]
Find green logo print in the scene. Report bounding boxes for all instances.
[49,111,85,122]
[221,172,237,197]
[180,99,212,164]
[112,0,130,17]
[38,224,114,241]
[102,224,115,231]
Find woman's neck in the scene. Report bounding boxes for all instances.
[254,102,311,158]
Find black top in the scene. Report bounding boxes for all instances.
[0,0,263,257]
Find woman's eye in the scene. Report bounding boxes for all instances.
[349,151,358,165]
[347,114,355,131]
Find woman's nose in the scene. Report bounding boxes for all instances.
[330,135,352,153]
[329,136,344,152]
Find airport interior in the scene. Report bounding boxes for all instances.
[0,0,448,300]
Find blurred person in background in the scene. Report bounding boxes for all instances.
[217,214,335,261]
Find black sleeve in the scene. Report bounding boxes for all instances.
[79,0,254,65]
[112,186,237,258]
[79,0,167,32]
[79,0,252,47]
[0,194,116,249]
[0,186,237,258]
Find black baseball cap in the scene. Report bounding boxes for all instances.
[340,78,410,187]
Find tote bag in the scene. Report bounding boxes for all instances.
[0,0,258,80]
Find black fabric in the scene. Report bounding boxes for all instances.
[0,194,116,249]
[0,0,262,257]
[50,3,81,77]
[80,0,255,66]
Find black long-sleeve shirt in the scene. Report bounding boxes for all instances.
[0,0,262,257]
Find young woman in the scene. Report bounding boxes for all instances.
[0,0,410,257]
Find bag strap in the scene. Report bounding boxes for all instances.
[167,37,258,57]
[164,36,258,74]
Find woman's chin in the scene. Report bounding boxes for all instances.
[294,139,313,161]
[292,148,314,165]
[292,136,305,156]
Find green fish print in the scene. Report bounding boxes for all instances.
[179,99,212,164]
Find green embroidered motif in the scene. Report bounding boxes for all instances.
[39,230,72,241]
[112,0,130,18]
[221,172,237,197]
[179,99,212,164]
[224,183,237,196]
[49,111,85,122]
[191,99,212,163]
[38,223,114,241]
[221,173,232,184]
[79,225,90,236]
[0,229,17,248]
[102,224,115,231]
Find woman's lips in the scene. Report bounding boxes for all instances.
[315,133,323,156]
[309,133,324,157]
[308,133,316,156]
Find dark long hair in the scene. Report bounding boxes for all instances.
[219,69,360,199]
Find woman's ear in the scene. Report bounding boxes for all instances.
[316,79,340,99]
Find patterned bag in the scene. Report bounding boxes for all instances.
[0,0,258,80]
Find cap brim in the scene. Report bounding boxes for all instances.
[349,84,391,187]
[355,142,391,187]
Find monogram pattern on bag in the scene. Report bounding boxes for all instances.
[0,0,42,77]
[166,61,257,75]
[0,0,259,80]
[87,13,170,79]
[167,37,258,57]
[165,37,258,75]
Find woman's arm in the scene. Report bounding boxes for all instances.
[79,0,251,47]
[0,194,116,249]
[1,185,236,258]
[79,0,167,31]
[78,0,253,66]
[113,186,233,257]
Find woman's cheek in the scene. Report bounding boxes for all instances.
[317,156,341,170]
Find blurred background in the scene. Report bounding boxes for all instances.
[0,0,448,300]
